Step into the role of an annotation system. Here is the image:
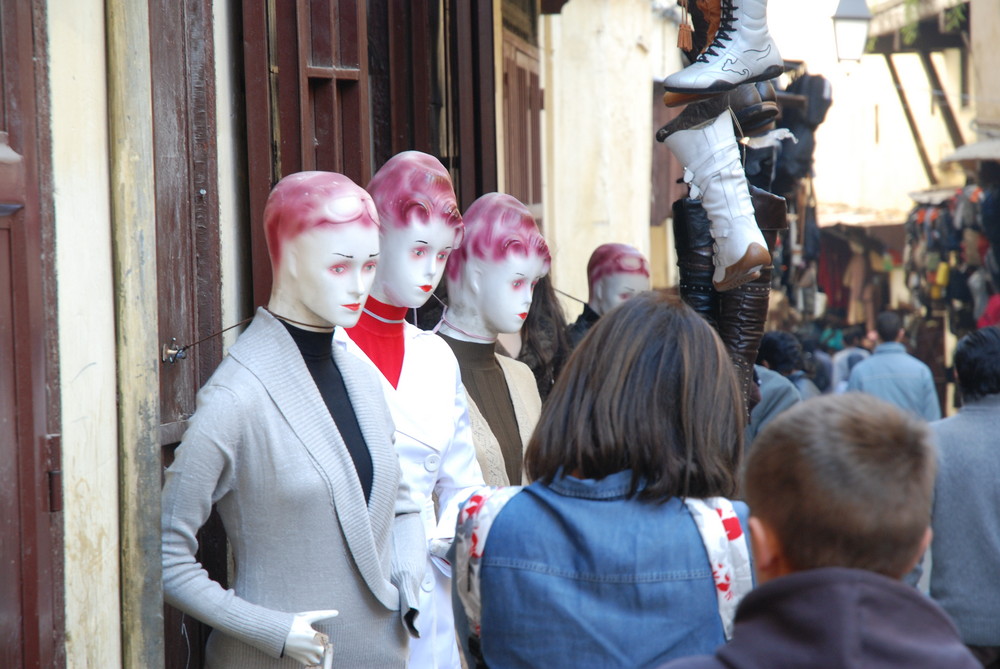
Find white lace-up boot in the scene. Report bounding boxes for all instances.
[663,110,771,291]
[664,0,783,94]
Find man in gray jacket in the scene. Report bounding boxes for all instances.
[847,311,940,421]
[930,326,1000,667]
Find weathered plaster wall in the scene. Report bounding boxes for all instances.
[769,0,970,222]
[541,0,681,313]
[47,2,122,666]
[971,0,1000,130]
[215,0,253,347]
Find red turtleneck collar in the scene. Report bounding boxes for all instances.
[346,296,408,388]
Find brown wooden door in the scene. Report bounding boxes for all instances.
[243,0,373,307]
[0,1,62,667]
[502,30,542,215]
[147,1,226,667]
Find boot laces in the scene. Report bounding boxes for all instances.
[696,2,737,63]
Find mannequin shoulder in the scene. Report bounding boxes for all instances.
[405,325,462,364]
[495,354,537,386]
[332,344,384,387]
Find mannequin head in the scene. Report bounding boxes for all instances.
[366,151,463,308]
[585,243,651,316]
[264,171,380,329]
[442,193,550,341]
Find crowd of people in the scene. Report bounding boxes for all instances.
[158,154,999,669]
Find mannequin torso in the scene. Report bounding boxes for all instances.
[161,172,424,668]
[342,151,483,669]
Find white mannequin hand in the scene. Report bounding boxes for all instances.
[283,610,338,666]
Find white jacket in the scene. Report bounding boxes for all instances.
[337,324,484,669]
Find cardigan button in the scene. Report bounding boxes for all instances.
[424,453,441,472]
[421,573,435,592]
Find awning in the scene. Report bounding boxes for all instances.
[941,138,1000,164]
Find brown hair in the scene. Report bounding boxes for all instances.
[745,394,935,578]
[524,291,744,502]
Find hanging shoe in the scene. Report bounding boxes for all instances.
[717,186,787,412]
[673,197,719,328]
[680,0,723,63]
[662,110,771,291]
[664,0,784,94]
[656,82,776,142]
[662,89,723,108]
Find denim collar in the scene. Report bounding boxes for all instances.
[546,468,643,500]
[874,342,906,355]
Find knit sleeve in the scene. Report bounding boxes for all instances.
[161,382,294,659]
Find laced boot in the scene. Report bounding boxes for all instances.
[673,197,719,328]
[680,0,723,62]
[717,186,787,412]
[664,0,784,94]
[661,110,771,291]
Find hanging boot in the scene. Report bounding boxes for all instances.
[657,83,776,142]
[664,0,784,94]
[717,186,787,413]
[673,197,719,328]
[662,109,771,291]
[680,0,723,63]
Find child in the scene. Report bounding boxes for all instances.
[659,393,978,669]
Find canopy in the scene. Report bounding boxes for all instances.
[941,139,1000,164]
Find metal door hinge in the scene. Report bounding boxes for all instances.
[44,434,62,513]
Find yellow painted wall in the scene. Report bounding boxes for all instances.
[971,0,1000,130]
[540,0,682,315]
[47,2,123,666]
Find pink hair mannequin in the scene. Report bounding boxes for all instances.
[586,243,651,316]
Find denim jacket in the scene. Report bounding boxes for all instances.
[459,470,751,669]
[846,342,940,421]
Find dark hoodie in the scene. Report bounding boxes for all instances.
[657,568,979,669]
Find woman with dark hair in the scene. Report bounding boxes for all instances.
[452,291,753,669]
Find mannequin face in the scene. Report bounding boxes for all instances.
[471,252,549,335]
[591,272,650,316]
[372,216,459,308]
[282,223,380,328]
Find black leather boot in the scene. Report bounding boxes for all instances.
[673,197,719,328]
[717,186,787,416]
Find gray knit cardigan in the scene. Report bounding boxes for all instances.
[162,308,425,668]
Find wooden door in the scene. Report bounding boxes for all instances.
[147,1,225,667]
[502,30,542,215]
[0,1,62,666]
[243,0,373,307]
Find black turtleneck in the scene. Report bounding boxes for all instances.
[281,321,373,503]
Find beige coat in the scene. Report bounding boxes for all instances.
[465,355,542,486]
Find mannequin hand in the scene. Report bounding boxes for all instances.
[284,610,338,666]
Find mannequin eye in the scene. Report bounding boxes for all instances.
[531,280,539,289]
[330,264,347,274]
[363,261,378,272]
[436,250,449,261]
[512,279,524,288]
[413,248,426,257]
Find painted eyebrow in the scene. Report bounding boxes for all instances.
[333,253,354,258]
[368,252,380,258]
[415,239,429,244]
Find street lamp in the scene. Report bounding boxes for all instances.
[832,0,873,62]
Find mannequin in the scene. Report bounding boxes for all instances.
[437,192,548,486]
[337,151,483,669]
[566,243,651,348]
[161,171,424,668]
